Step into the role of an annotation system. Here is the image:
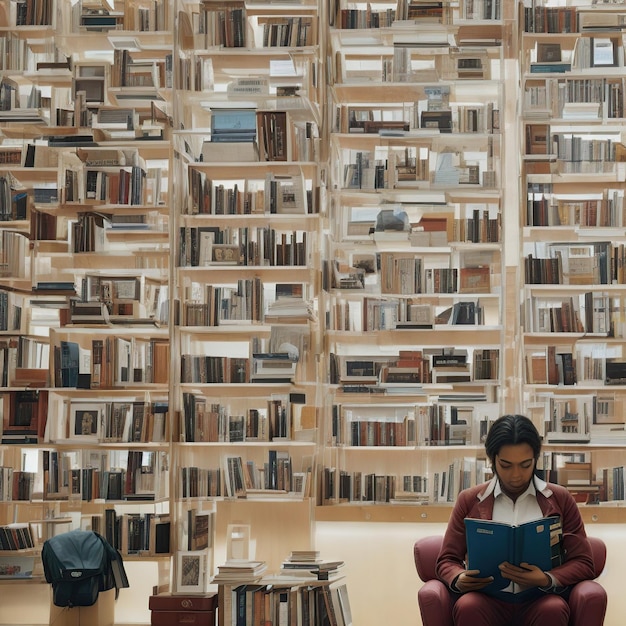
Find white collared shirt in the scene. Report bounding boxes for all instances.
[492,478,544,525]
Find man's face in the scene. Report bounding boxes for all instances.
[494,442,536,500]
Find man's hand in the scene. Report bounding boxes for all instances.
[455,570,494,593]
[499,562,551,588]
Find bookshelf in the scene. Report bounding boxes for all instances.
[520,0,626,509]
[170,0,325,596]
[0,0,175,609]
[321,0,506,510]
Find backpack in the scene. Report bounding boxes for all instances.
[42,529,129,607]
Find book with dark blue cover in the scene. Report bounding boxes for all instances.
[60,340,79,388]
[464,515,562,601]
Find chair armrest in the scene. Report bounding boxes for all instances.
[568,580,607,626]
[417,579,455,626]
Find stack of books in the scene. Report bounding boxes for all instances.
[250,352,298,383]
[211,560,267,583]
[280,551,345,580]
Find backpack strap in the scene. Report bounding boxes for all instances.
[95,532,129,598]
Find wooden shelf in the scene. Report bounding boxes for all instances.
[315,503,626,525]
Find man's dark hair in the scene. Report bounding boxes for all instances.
[484,414,542,463]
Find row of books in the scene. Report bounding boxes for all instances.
[0,229,28,278]
[321,468,444,505]
[1,392,169,446]
[523,4,576,34]
[64,164,150,206]
[41,450,167,502]
[528,344,626,388]
[334,7,396,29]
[182,279,263,326]
[526,184,626,228]
[180,355,249,385]
[0,470,34,502]
[182,285,313,327]
[187,170,316,216]
[329,297,491,332]
[331,263,492,295]
[182,394,291,443]
[524,77,623,120]
[111,49,171,90]
[260,17,316,48]
[52,337,169,390]
[524,241,626,286]
[182,277,308,326]
[70,0,169,33]
[217,573,351,626]
[102,509,170,556]
[345,210,500,245]
[322,458,491,504]
[0,336,49,388]
[179,453,309,500]
[339,103,499,136]
[58,399,167,444]
[0,522,35,551]
[330,349,500,389]
[334,43,499,85]
[332,402,495,447]
[14,0,53,26]
[178,226,310,268]
[524,292,612,335]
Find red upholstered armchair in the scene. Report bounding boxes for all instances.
[413,534,607,626]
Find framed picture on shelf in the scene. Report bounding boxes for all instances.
[69,402,104,442]
[211,244,241,265]
[176,550,207,594]
[292,472,308,498]
[536,42,562,63]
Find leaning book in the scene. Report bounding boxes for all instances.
[464,516,562,601]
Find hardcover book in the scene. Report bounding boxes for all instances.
[464,515,562,601]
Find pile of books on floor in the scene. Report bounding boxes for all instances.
[211,559,268,583]
[280,550,345,580]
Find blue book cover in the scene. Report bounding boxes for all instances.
[529,63,571,73]
[464,515,562,600]
[60,340,79,388]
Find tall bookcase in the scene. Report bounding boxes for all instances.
[0,0,175,605]
[170,0,325,587]
[320,0,505,509]
[520,0,626,506]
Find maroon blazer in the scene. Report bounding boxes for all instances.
[436,478,595,591]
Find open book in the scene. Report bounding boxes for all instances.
[464,516,563,600]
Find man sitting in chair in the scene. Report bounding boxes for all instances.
[436,414,595,626]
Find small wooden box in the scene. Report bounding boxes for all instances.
[149,593,218,626]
